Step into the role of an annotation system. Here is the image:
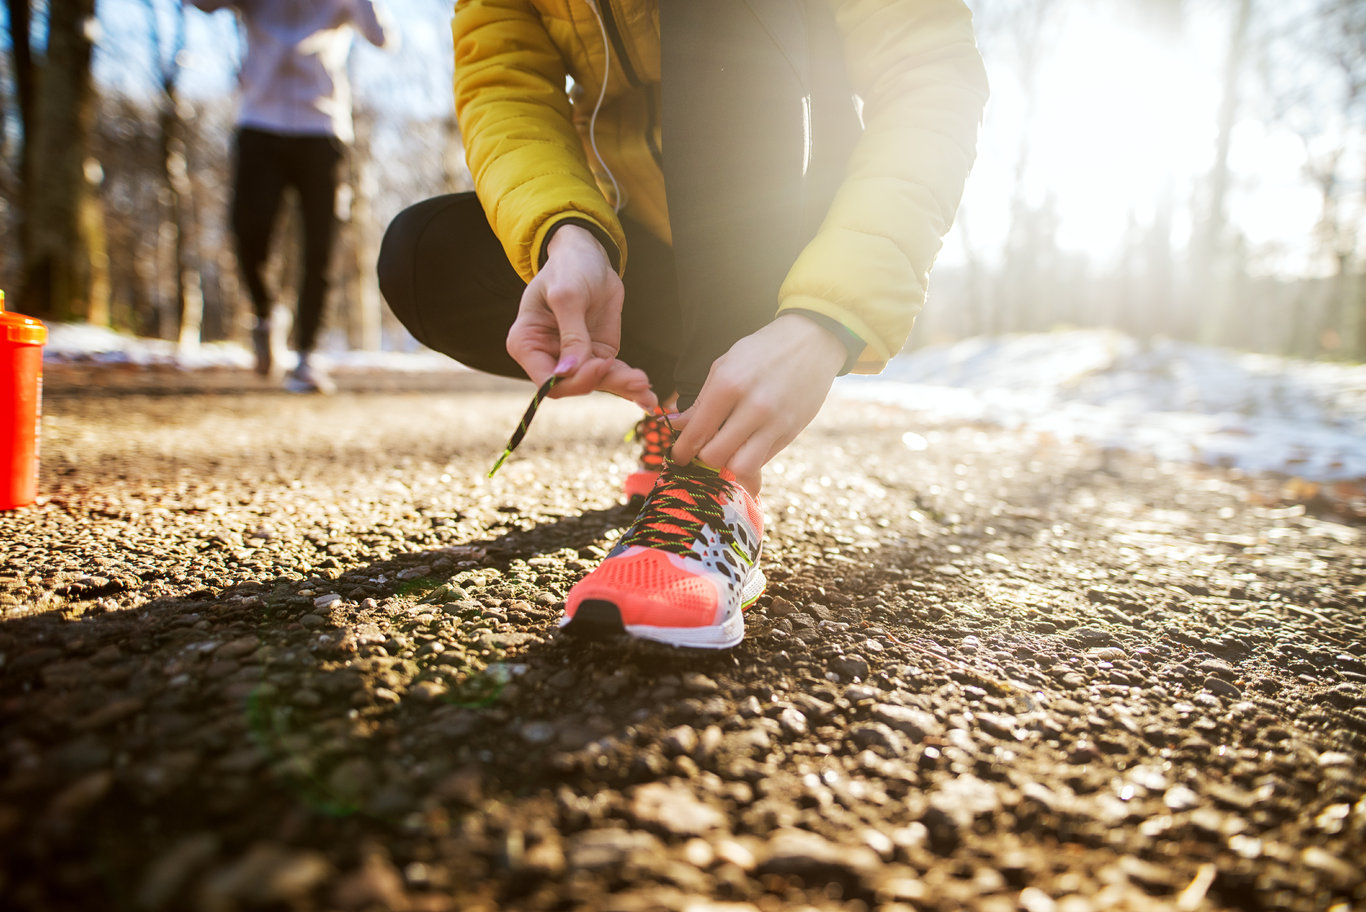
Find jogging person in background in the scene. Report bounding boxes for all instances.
[379,0,987,648]
[187,0,395,393]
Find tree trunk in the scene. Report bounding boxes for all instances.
[6,0,35,214]
[19,0,98,321]
[1196,0,1253,346]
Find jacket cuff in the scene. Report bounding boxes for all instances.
[537,217,623,275]
[783,308,864,376]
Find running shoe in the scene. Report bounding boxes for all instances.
[624,413,675,503]
[562,460,765,649]
[284,360,335,395]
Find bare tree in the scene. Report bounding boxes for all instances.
[10,0,100,321]
[1195,0,1254,346]
[142,0,205,346]
[1259,0,1366,358]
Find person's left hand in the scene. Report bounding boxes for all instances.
[668,313,849,495]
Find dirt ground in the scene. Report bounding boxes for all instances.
[1,364,1363,912]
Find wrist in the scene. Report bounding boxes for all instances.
[779,309,863,376]
[774,312,850,377]
[541,218,621,272]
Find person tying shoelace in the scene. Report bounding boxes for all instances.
[378,0,988,649]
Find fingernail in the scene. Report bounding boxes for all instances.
[553,355,579,376]
[664,412,681,421]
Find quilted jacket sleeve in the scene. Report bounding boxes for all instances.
[451,0,625,281]
[777,0,988,373]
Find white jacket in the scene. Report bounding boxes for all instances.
[187,0,394,142]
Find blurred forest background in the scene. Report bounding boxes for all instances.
[0,0,1363,360]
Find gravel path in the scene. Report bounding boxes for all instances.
[2,365,1363,911]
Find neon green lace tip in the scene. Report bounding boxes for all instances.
[487,449,512,478]
[487,373,559,477]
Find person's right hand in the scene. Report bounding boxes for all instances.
[506,223,656,410]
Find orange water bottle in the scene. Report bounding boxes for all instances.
[1,290,48,510]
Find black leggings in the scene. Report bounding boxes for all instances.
[231,127,344,354]
[378,0,858,407]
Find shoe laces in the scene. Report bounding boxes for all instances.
[620,461,743,557]
[489,375,560,477]
[627,413,675,470]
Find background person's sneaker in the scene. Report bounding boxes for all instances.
[283,360,335,394]
[562,461,765,649]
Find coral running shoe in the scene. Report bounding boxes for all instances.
[623,413,675,503]
[562,461,765,649]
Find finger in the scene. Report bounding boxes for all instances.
[542,289,600,383]
[693,409,755,474]
[507,345,557,386]
[694,386,788,475]
[671,395,736,467]
[506,307,559,383]
[712,433,773,496]
[594,360,658,410]
[548,356,613,398]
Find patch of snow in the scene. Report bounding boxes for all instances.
[840,330,1366,483]
[42,323,463,373]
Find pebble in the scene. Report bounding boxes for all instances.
[313,593,343,610]
[136,833,219,911]
[215,636,261,660]
[630,782,726,836]
[777,707,809,737]
[1197,658,1238,681]
[198,843,331,908]
[871,703,941,740]
[832,654,870,681]
[844,684,878,703]
[1202,676,1242,699]
[1163,785,1199,811]
[1069,626,1112,645]
[331,853,409,911]
[759,827,880,879]
[682,673,719,694]
[661,725,699,757]
[566,829,663,872]
[520,721,557,745]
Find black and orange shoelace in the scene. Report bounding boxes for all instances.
[627,413,676,470]
[618,461,737,557]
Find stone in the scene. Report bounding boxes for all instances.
[1203,676,1242,699]
[215,636,262,660]
[758,827,880,881]
[871,703,941,740]
[833,654,871,681]
[630,782,726,836]
[777,707,808,737]
[198,842,331,908]
[136,833,220,911]
[566,828,664,872]
[332,853,410,911]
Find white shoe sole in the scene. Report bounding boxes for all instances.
[560,565,765,650]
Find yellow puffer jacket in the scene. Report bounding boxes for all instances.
[451,0,987,373]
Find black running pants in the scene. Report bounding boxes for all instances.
[377,0,859,408]
[231,127,344,354]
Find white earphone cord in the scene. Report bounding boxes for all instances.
[585,0,623,213]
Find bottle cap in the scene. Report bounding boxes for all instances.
[0,291,49,346]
